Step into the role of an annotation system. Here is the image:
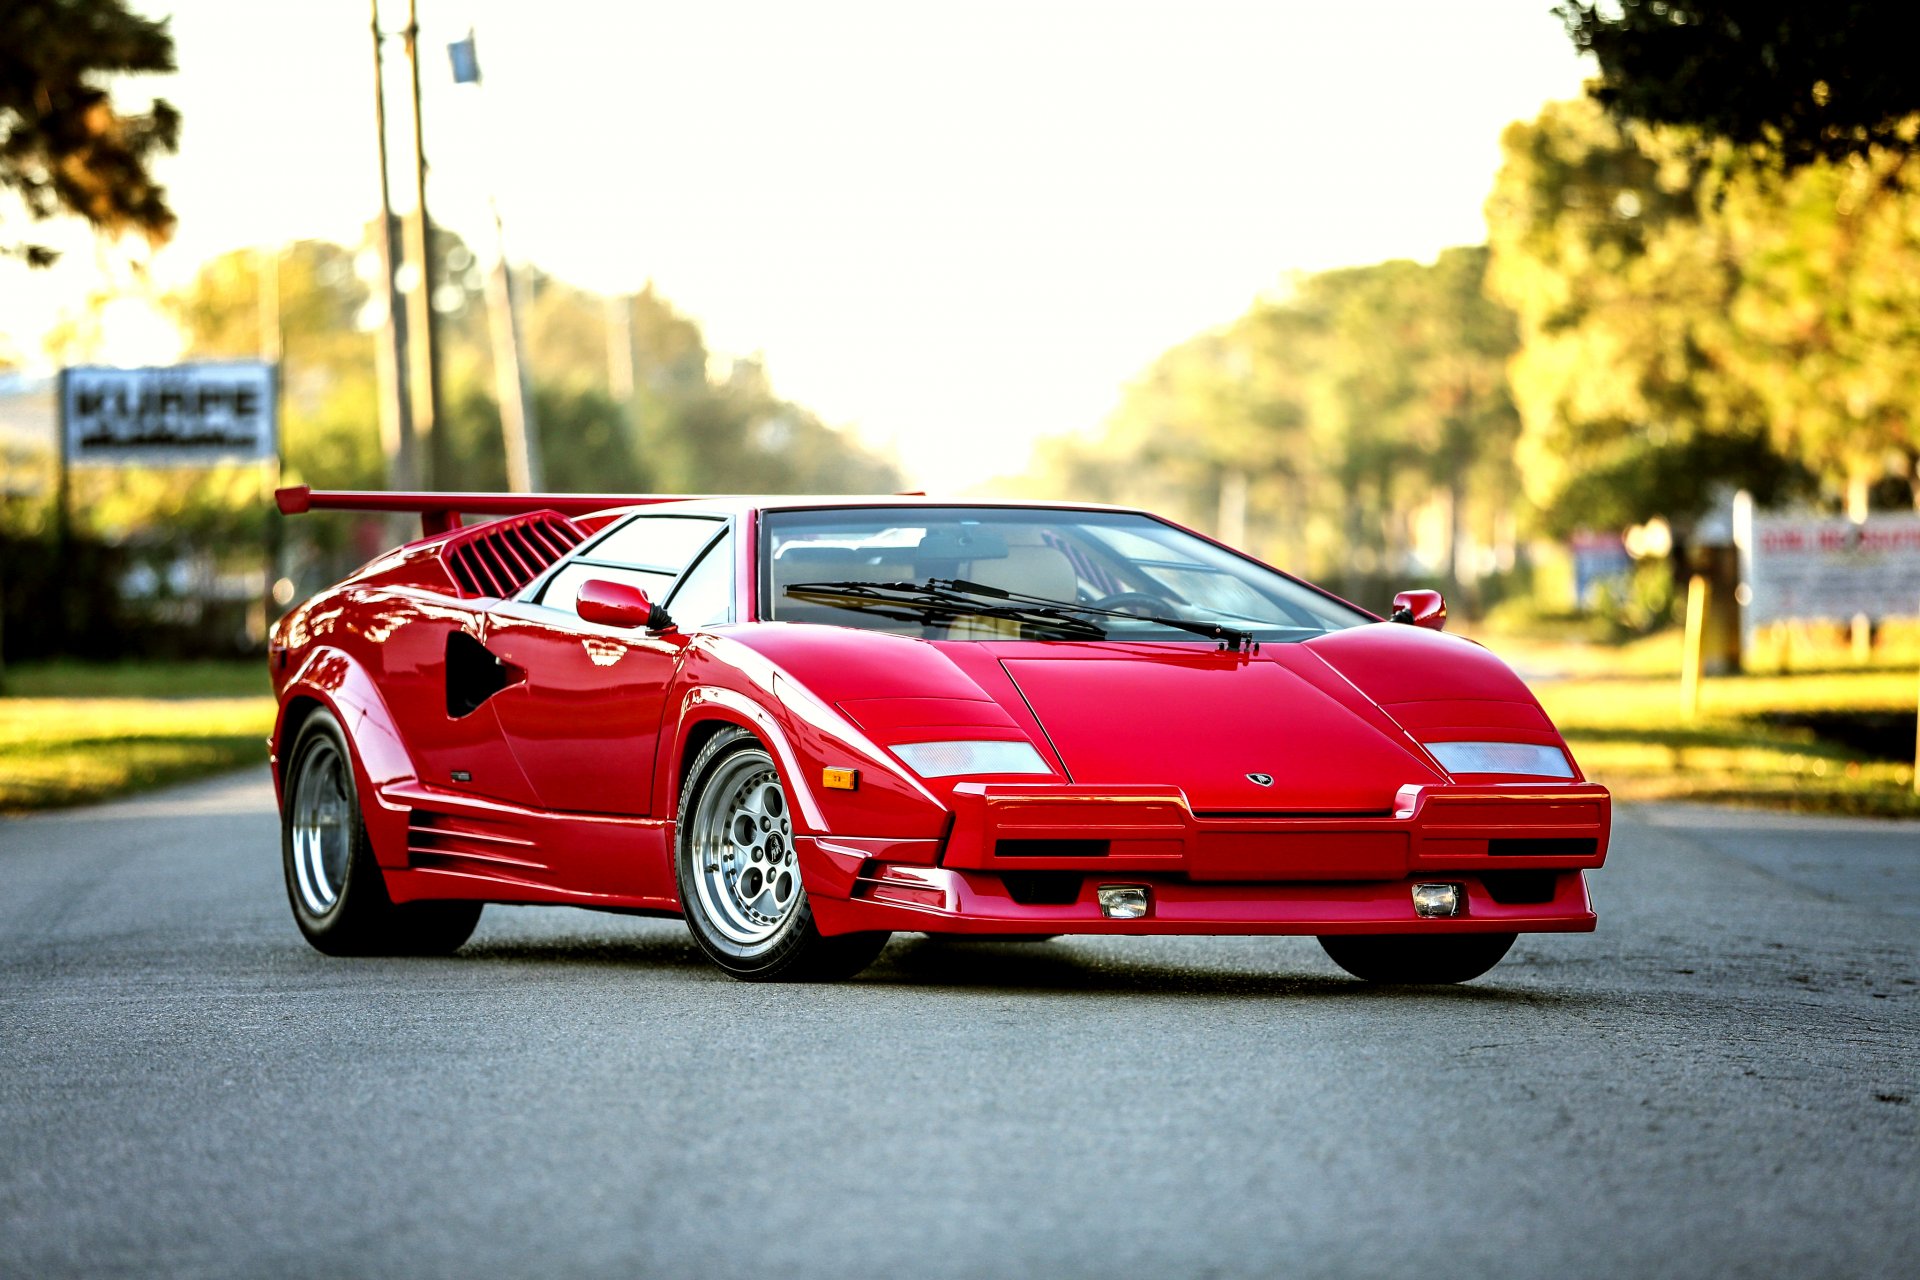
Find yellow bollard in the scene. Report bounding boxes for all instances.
[1852,613,1874,665]
[1681,575,1708,720]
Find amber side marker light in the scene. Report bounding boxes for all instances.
[822,767,860,791]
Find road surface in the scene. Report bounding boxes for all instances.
[2,769,1914,1278]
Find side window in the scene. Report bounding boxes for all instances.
[536,515,725,617]
[585,516,726,573]
[664,532,734,628]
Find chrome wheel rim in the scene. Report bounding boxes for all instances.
[291,739,352,916]
[689,750,801,946]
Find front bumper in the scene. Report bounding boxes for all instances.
[804,780,1609,937]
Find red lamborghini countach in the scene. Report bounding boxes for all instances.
[269,488,1609,983]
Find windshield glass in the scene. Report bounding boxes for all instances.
[760,507,1370,642]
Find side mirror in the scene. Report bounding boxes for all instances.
[577,578,673,631]
[1389,589,1446,632]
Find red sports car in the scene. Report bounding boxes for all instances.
[269,487,1609,983]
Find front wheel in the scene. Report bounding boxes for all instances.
[676,728,889,981]
[282,708,482,956]
[1318,932,1516,984]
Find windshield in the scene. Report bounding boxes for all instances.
[760,507,1370,642]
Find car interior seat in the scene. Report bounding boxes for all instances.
[769,545,913,626]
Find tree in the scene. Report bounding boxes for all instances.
[1484,98,1803,535]
[1557,1,1920,170]
[0,0,178,266]
[1032,249,1525,598]
[1710,149,1920,510]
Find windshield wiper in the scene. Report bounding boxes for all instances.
[932,578,1258,652]
[781,581,1108,640]
[784,578,1260,650]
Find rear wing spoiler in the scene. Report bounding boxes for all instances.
[274,486,688,537]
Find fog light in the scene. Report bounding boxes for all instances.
[1097,884,1150,919]
[1411,882,1464,918]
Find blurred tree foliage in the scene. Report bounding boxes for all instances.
[1033,246,1523,595]
[1031,88,1920,609]
[156,229,898,566]
[1483,98,1802,535]
[1488,96,1916,530]
[0,0,178,267]
[1557,1,1920,171]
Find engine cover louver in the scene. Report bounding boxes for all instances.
[438,511,587,598]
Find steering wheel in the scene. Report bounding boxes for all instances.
[1088,591,1174,616]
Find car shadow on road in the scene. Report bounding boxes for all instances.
[452,934,715,973]
[858,937,1594,1004]
[413,921,1597,1005]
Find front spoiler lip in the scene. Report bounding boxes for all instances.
[937,779,1612,878]
[796,779,1610,937]
[809,864,1597,937]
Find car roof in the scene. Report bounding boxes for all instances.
[592,495,1150,520]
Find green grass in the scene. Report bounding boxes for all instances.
[1,661,275,812]
[3,659,267,698]
[1495,643,1920,818]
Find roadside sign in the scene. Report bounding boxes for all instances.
[1740,511,1920,625]
[59,362,278,468]
[1570,530,1632,606]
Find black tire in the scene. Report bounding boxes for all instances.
[281,709,482,957]
[1318,932,1516,984]
[675,728,889,982]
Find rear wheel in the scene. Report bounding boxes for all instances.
[282,709,482,956]
[1318,932,1516,984]
[676,728,889,981]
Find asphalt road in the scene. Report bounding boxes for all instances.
[2,769,1914,1280]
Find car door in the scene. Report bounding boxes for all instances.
[358,590,542,807]
[483,515,733,821]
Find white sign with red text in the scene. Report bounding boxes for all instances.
[1744,512,1920,623]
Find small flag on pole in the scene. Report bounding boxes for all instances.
[448,31,481,84]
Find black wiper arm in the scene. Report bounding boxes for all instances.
[781,581,1107,639]
[934,578,1258,652]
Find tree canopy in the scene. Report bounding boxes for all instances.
[1029,246,1523,597]
[164,231,901,516]
[0,0,178,266]
[1557,1,1920,169]
[1028,86,1920,601]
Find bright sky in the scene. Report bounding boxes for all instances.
[0,0,1591,488]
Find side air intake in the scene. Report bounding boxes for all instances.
[439,511,587,598]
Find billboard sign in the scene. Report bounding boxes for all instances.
[60,362,277,467]
[1742,512,1920,623]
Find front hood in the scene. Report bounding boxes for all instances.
[998,645,1442,813]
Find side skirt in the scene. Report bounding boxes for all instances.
[373,781,680,912]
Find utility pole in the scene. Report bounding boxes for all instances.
[369,0,417,491]
[486,200,542,491]
[402,0,445,490]
[607,290,636,453]
[1217,468,1248,548]
[259,244,284,642]
[447,27,542,491]
[606,291,635,404]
